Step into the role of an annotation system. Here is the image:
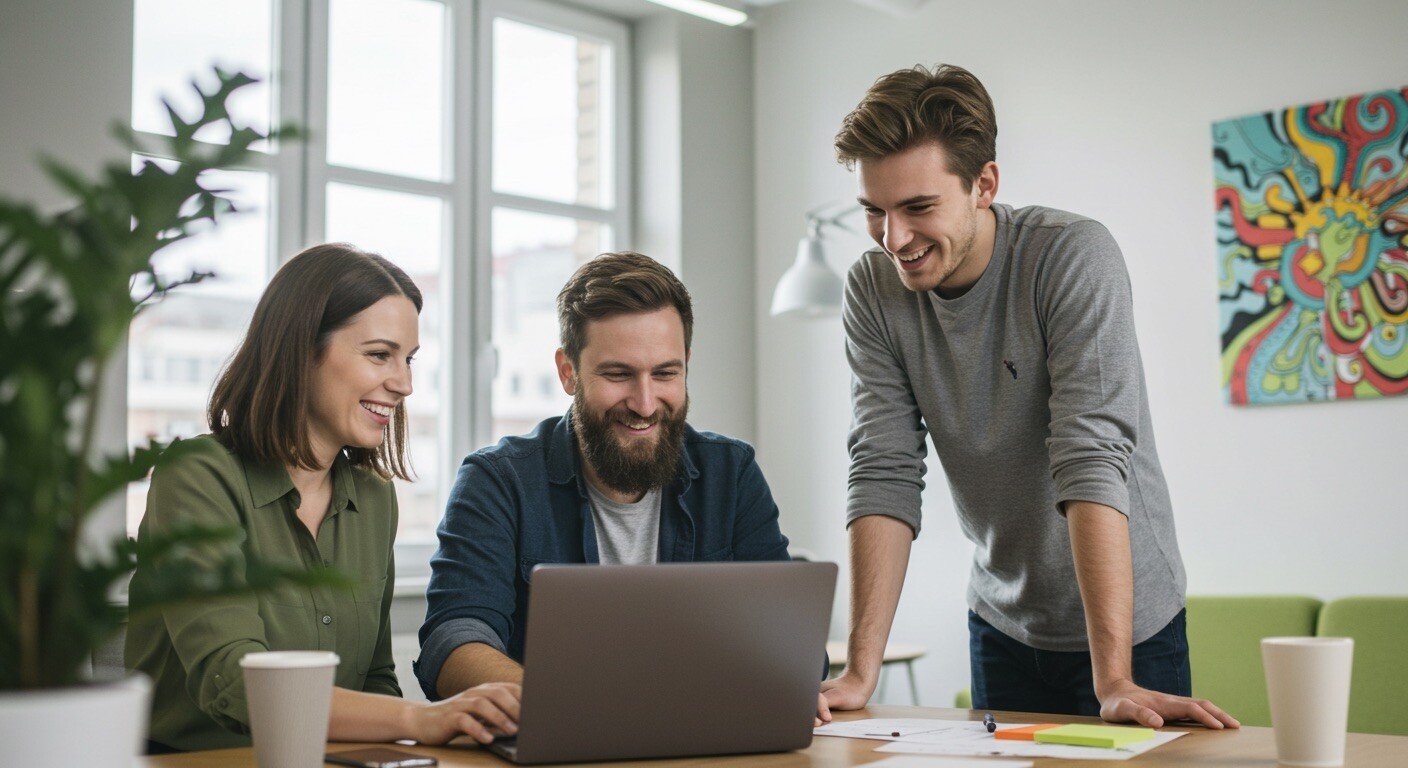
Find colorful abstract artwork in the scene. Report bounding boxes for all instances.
[1214,86,1408,405]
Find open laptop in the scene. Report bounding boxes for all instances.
[485,561,836,764]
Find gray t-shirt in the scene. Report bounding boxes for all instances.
[585,484,662,565]
[843,202,1186,651]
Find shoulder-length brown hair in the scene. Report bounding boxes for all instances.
[208,242,422,480]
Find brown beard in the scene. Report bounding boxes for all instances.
[572,389,689,496]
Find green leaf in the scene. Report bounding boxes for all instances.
[80,438,168,510]
[36,158,94,205]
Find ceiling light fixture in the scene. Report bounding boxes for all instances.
[644,0,749,27]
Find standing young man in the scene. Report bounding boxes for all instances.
[818,65,1238,729]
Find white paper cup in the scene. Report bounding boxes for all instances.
[1262,637,1353,767]
[240,651,339,768]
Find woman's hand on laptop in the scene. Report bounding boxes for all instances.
[404,681,522,745]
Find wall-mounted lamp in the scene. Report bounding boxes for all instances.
[769,202,859,319]
[643,0,749,26]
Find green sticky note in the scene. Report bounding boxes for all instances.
[1032,724,1156,748]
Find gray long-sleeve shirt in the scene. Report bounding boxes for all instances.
[844,202,1186,651]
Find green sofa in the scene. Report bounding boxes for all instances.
[1316,597,1408,736]
[1185,595,1322,728]
[1188,595,1408,735]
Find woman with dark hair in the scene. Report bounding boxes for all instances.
[127,243,519,752]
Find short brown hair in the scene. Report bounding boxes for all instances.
[207,243,422,480]
[834,63,997,189]
[557,252,693,364]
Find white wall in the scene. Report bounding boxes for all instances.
[0,0,132,200]
[752,0,1408,707]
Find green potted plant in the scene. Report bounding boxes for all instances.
[0,69,338,767]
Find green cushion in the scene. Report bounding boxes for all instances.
[1186,595,1321,727]
[954,686,972,709]
[1316,597,1408,735]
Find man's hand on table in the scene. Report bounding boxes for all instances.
[817,670,876,724]
[1097,678,1240,730]
[814,692,834,727]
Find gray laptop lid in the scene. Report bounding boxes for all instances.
[510,561,836,764]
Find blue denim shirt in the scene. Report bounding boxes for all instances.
[414,414,791,699]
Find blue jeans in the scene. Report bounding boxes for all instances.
[968,609,1191,716]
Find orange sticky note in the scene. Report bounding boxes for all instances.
[994,724,1061,741]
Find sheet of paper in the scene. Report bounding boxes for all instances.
[813,718,966,741]
[867,756,1033,768]
[875,721,1186,762]
[816,717,1185,761]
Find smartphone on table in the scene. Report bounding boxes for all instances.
[325,748,438,768]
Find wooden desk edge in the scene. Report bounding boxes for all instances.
[140,704,1408,767]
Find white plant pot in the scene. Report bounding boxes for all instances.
[0,673,152,768]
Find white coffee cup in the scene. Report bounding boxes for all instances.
[240,651,340,768]
[1261,637,1354,767]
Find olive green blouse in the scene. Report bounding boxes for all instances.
[125,435,400,752]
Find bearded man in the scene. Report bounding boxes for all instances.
[416,251,804,705]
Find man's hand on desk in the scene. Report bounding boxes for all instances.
[404,682,522,745]
[818,669,876,723]
[1097,678,1240,730]
[814,692,834,727]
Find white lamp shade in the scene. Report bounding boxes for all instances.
[770,235,843,318]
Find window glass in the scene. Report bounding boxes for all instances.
[490,207,610,440]
[492,18,614,207]
[126,162,271,535]
[132,0,274,144]
[326,182,446,541]
[327,0,448,180]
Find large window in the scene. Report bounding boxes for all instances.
[126,0,631,559]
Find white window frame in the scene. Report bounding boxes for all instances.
[123,0,633,575]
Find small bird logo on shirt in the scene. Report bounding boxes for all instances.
[1003,359,1018,379]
